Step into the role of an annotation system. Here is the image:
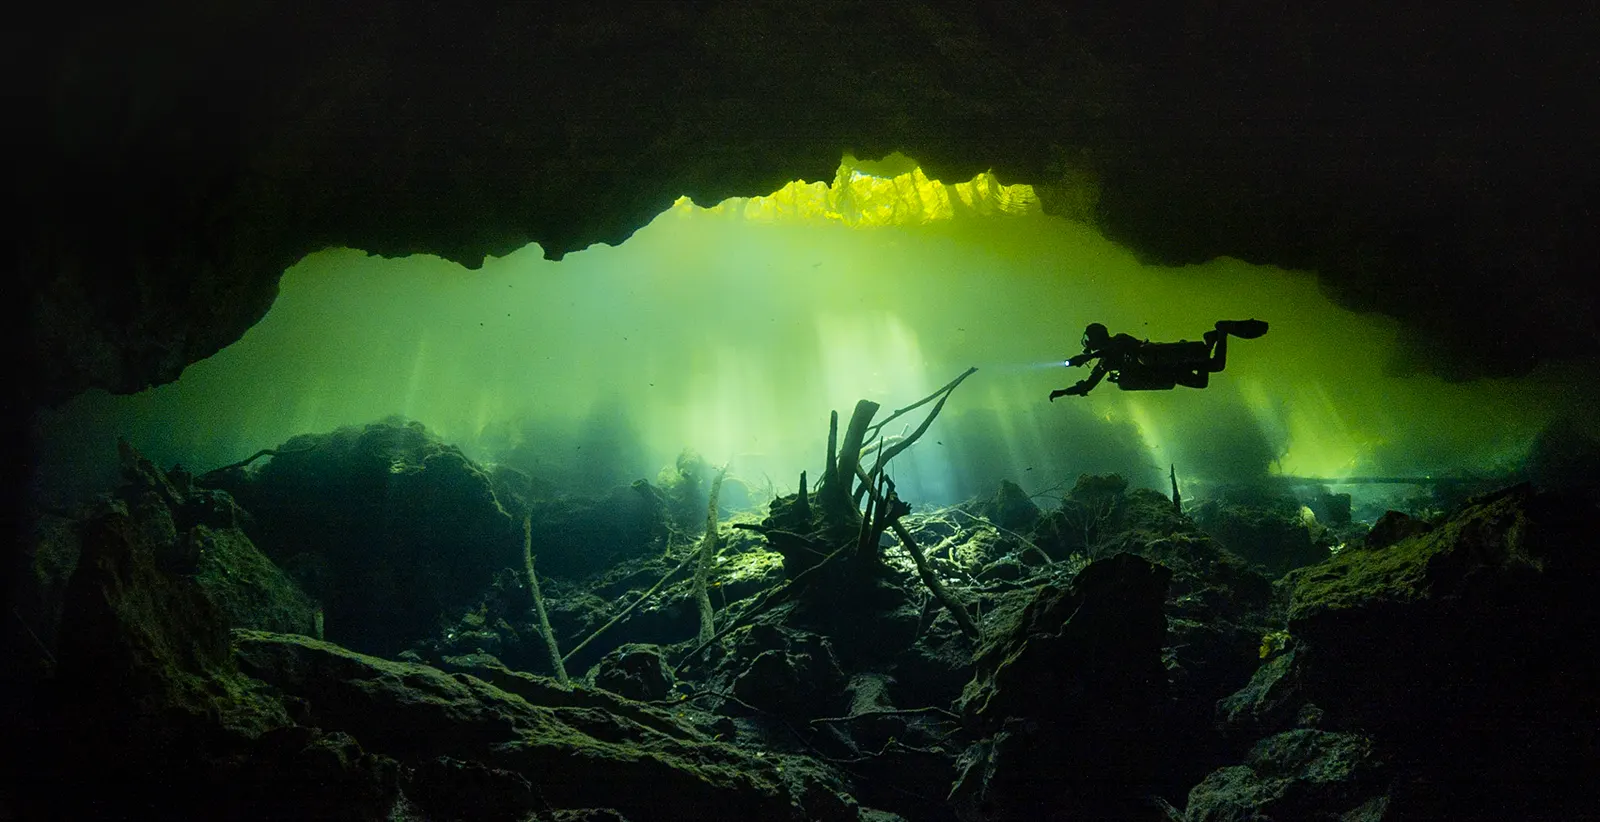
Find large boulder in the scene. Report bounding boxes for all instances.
[1194,486,1332,578]
[969,480,1041,533]
[589,643,676,702]
[6,445,403,820]
[951,553,1172,820]
[205,419,522,656]
[1208,485,1600,819]
[1031,473,1132,560]
[1184,729,1390,822]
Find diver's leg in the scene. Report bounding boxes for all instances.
[1175,369,1209,388]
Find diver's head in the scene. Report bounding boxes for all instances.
[1082,323,1109,350]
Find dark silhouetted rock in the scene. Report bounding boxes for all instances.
[1185,729,1389,822]
[1311,491,1353,526]
[1214,485,1600,819]
[1360,509,1431,551]
[8,445,410,820]
[1195,487,1331,577]
[1031,473,1130,559]
[590,643,676,702]
[726,625,848,718]
[952,553,1171,820]
[972,480,1041,532]
[205,420,523,656]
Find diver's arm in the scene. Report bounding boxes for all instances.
[1050,364,1108,399]
[1078,364,1109,393]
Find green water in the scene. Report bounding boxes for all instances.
[33,170,1597,510]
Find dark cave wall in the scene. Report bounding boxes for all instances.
[16,1,1600,407]
[1080,2,1600,380]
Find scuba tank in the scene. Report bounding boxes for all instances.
[1135,340,1208,368]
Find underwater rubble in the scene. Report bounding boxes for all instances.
[6,417,1599,820]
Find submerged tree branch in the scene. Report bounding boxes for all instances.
[809,706,962,725]
[672,543,848,675]
[196,442,320,483]
[854,464,980,640]
[873,367,977,470]
[564,544,699,665]
[865,366,978,441]
[694,466,729,644]
[525,514,569,685]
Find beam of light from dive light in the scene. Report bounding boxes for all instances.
[980,360,1077,372]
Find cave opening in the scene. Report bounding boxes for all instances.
[31,155,1594,519]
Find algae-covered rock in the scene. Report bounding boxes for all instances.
[1358,509,1431,551]
[1185,729,1389,822]
[590,643,675,702]
[1211,485,1600,819]
[1194,486,1331,577]
[725,624,848,718]
[205,419,522,656]
[235,630,863,821]
[952,553,1172,820]
[11,444,407,820]
[193,521,319,636]
[1032,473,1131,559]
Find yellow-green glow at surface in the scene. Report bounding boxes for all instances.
[685,153,1040,226]
[35,159,1598,509]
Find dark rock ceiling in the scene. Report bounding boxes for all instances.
[17,1,1600,408]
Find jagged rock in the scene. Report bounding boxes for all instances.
[1216,649,1313,744]
[1031,473,1131,559]
[1215,485,1600,819]
[407,756,537,822]
[524,480,672,579]
[204,419,523,656]
[192,519,320,637]
[1184,729,1389,822]
[108,442,321,636]
[234,630,862,821]
[245,727,406,821]
[952,553,1171,820]
[971,480,1040,532]
[727,625,848,718]
[53,486,293,739]
[1194,486,1331,577]
[1309,491,1353,526]
[7,448,416,820]
[1359,509,1430,550]
[590,643,676,702]
[1072,487,1277,796]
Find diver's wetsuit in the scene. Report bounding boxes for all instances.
[1050,319,1266,399]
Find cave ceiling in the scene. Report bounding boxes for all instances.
[18,1,1600,406]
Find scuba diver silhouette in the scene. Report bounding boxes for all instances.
[1049,319,1269,400]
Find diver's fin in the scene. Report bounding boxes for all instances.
[1216,319,1268,339]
